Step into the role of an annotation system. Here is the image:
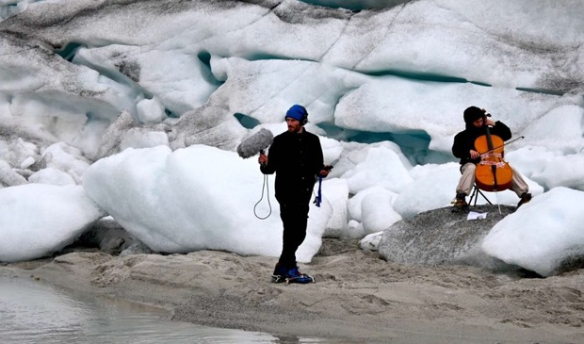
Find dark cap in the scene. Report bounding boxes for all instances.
[463,106,487,125]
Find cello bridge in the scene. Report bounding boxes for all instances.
[479,160,507,168]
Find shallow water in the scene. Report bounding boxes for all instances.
[0,276,332,344]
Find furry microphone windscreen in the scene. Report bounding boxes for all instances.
[237,128,274,158]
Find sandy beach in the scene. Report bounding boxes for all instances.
[2,238,583,343]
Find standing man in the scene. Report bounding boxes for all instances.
[258,104,331,284]
[452,106,532,208]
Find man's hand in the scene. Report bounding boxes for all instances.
[319,165,333,177]
[481,108,495,126]
[470,149,480,159]
[258,151,268,165]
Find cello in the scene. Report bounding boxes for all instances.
[474,117,513,192]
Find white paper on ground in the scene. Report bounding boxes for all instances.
[468,211,488,220]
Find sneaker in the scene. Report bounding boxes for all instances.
[271,274,286,283]
[517,192,532,208]
[452,193,468,208]
[285,266,314,285]
[271,263,288,283]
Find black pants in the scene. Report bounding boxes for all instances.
[278,200,310,269]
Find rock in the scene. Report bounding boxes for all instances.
[76,217,147,255]
[378,205,515,266]
[120,242,153,256]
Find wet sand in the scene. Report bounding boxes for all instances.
[2,239,583,343]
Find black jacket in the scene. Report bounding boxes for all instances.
[452,121,512,165]
[260,130,324,204]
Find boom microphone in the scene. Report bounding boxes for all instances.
[237,128,274,158]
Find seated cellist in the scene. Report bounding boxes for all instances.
[451,106,532,209]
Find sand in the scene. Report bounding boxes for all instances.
[1,239,583,343]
